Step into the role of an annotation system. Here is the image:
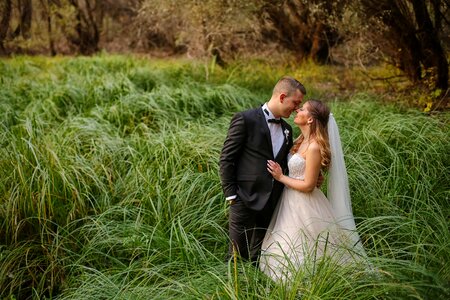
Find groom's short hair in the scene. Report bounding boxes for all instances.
[273,76,306,97]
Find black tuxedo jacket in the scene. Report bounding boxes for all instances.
[219,106,294,211]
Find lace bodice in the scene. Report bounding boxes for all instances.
[288,153,306,180]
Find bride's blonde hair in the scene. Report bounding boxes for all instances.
[291,100,331,169]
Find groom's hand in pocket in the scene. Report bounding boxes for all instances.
[227,196,238,206]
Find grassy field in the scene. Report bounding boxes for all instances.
[0,55,449,299]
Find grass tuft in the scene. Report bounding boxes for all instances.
[0,55,448,299]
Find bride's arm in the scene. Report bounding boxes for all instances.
[267,144,322,193]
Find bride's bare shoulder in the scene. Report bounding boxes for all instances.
[305,141,321,159]
[308,141,321,152]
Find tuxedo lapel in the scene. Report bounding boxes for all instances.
[257,108,273,154]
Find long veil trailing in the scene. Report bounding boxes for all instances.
[327,114,366,256]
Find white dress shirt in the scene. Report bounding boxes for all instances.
[262,103,284,157]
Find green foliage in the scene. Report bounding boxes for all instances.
[0,55,449,299]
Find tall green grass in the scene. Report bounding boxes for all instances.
[0,55,448,299]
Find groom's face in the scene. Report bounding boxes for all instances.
[280,89,303,118]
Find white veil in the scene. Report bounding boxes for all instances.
[327,114,366,256]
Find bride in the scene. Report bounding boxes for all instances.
[260,100,366,281]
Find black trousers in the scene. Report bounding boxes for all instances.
[228,197,277,262]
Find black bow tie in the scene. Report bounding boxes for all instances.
[268,118,281,124]
[264,108,281,124]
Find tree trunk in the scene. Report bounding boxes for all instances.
[21,0,32,39]
[12,0,33,39]
[39,0,56,55]
[310,22,333,64]
[412,0,448,91]
[68,0,100,55]
[378,1,423,82]
[260,0,340,63]
[0,0,12,54]
[360,0,449,100]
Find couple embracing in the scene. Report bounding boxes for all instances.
[219,76,365,281]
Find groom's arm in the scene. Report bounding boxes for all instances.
[317,172,324,187]
[219,113,246,202]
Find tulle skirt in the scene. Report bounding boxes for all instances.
[260,187,357,281]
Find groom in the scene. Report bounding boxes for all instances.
[219,76,306,263]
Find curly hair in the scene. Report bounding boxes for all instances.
[291,100,331,169]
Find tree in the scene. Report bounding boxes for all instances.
[50,0,104,55]
[260,0,347,63]
[39,0,56,55]
[137,0,261,61]
[11,0,33,39]
[0,0,12,54]
[66,0,102,55]
[358,0,449,102]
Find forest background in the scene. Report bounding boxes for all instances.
[1,0,449,108]
[0,0,449,299]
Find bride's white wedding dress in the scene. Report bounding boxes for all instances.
[260,153,361,281]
